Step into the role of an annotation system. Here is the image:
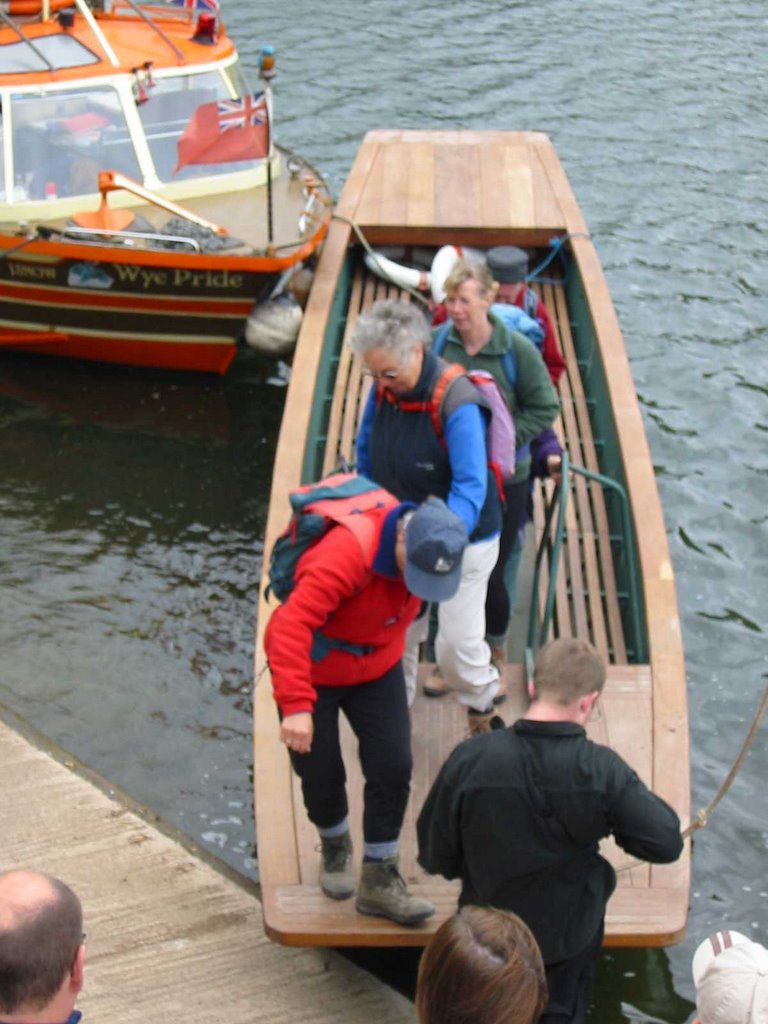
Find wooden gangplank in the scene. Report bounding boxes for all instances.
[254,131,690,949]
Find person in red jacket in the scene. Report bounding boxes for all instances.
[264,493,468,926]
[486,245,566,387]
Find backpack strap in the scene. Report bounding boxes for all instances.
[429,363,465,440]
[523,287,539,319]
[501,348,517,389]
[431,320,452,357]
[376,357,480,448]
[377,364,464,443]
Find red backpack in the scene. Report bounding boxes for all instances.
[378,364,516,487]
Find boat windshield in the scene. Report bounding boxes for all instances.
[11,85,141,201]
[0,34,100,75]
[138,65,263,183]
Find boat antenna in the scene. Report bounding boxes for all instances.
[0,8,55,73]
[259,45,276,247]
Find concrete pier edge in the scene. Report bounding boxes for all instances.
[0,701,413,1024]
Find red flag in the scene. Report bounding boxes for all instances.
[174,93,269,173]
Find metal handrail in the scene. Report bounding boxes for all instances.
[525,454,646,678]
[61,226,201,252]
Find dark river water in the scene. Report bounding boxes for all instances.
[1,1,766,1019]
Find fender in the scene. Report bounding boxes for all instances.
[363,250,430,292]
[364,244,486,300]
[429,244,484,303]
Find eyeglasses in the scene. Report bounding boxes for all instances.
[363,367,400,380]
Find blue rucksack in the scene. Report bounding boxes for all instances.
[490,301,544,353]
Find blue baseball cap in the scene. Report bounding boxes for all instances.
[404,497,468,602]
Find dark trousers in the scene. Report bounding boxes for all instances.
[485,478,529,637]
[540,923,604,1024]
[287,661,412,844]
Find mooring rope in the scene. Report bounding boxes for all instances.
[331,212,431,306]
[681,681,768,839]
[616,681,768,874]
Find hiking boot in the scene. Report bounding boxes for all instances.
[422,665,449,698]
[319,832,354,900]
[424,665,506,703]
[467,706,505,737]
[356,857,435,926]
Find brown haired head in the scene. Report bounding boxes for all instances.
[416,906,548,1024]
[0,870,83,1016]
[532,638,606,706]
[443,258,498,302]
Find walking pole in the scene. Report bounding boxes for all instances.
[259,45,276,248]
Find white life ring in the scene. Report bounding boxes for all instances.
[429,244,484,303]
[363,251,430,292]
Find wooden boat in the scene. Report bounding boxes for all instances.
[253,130,690,948]
[0,0,332,374]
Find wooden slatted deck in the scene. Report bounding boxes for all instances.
[531,278,629,662]
[254,130,689,950]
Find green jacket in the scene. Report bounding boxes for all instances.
[433,313,559,483]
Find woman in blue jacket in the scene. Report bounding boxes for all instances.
[351,299,503,735]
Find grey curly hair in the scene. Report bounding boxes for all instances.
[348,299,431,362]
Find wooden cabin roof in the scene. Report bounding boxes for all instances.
[336,130,583,246]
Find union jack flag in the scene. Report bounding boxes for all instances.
[217,93,267,132]
[175,92,270,172]
[169,0,220,11]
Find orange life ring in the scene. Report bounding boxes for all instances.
[5,0,72,15]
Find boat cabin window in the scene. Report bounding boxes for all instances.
[11,86,141,201]
[138,67,260,183]
[0,35,99,74]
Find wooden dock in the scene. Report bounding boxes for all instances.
[0,707,411,1024]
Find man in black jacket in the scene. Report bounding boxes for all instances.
[417,637,684,1024]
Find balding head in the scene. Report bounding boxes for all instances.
[0,870,83,1018]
